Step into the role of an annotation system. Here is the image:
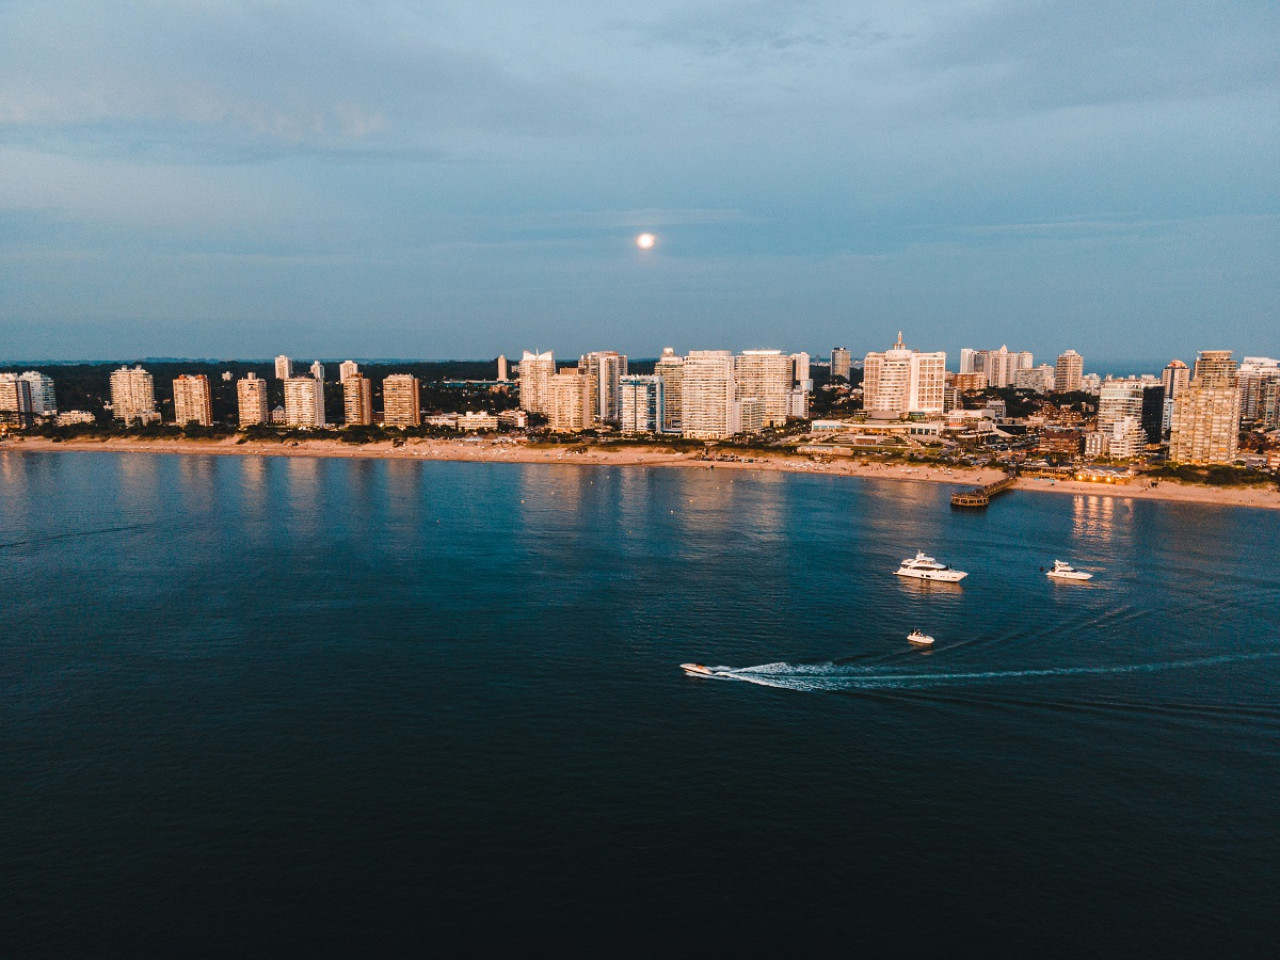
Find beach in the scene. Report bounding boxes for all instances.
[6,435,1279,510]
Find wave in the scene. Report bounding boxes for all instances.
[702,650,1280,693]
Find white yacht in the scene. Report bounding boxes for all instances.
[907,630,935,647]
[1046,560,1093,581]
[894,551,968,582]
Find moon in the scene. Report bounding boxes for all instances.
[635,232,656,250]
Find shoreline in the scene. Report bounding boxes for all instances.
[5,436,1279,510]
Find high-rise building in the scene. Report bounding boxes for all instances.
[1170,350,1240,464]
[283,376,326,427]
[309,360,325,382]
[497,354,509,381]
[682,351,738,439]
[342,376,373,426]
[1054,350,1084,393]
[734,350,791,426]
[965,346,1034,388]
[237,373,269,426]
[1106,417,1147,459]
[1161,360,1190,400]
[545,370,594,432]
[339,361,360,382]
[274,355,293,380]
[830,347,851,381]
[1015,365,1056,394]
[1237,357,1280,421]
[654,348,685,433]
[0,374,34,426]
[862,333,946,418]
[785,388,810,419]
[172,374,213,427]
[791,352,811,387]
[518,350,555,415]
[382,374,420,428]
[1097,381,1144,437]
[578,351,628,424]
[619,375,664,433]
[17,372,56,416]
[1259,379,1280,429]
[109,365,160,425]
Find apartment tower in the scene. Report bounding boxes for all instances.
[237,373,269,426]
[382,374,421,428]
[172,374,214,427]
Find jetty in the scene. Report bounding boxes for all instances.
[950,473,1017,509]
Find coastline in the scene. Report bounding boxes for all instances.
[6,436,1279,510]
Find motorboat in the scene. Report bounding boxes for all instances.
[1046,560,1093,581]
[894,551,968,582]
[680,663,719,677]
[907,630,935,647]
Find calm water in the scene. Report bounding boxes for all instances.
[2,451,1278,957]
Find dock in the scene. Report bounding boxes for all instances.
[950,473,1017,509]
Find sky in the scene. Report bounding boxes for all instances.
[1,0,1277,364]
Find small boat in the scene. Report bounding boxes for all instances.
[680,663,718,677]
[907,630,935,647]
[895,551,968,582]
[1046,560,1093,581]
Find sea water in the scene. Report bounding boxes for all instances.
[2,451,1277,956]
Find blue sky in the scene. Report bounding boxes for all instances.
[1,0,1276,364]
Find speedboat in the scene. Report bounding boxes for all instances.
[907,630,935,647]
[680,663,718,677]
[1046,560,1093,581]
[895,551,968,582]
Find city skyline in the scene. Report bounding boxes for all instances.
[1,2,1276,361]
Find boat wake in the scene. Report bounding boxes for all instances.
[699,651,1280,693]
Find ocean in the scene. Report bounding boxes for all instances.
[2,451,1278,957]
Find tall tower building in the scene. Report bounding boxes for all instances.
[578,351,628,424]
[382,374,420,428]
[109,365,160,425]
[682,351,738,439]
[0,374,34,426]
[338,361,360,382]
[619,375,664,433]
[497,354,509,381]
[309,360,325,382]
[790,352,811,388]
[959,349,977,375]
[1054,350,1084,393]
[1237,357,1280,420]
[862,333,946,418]
[654,348,685,433]
[830,347,852,381]
[735,350,791,426]
[18,372,56,416]
[545,369,594,432]
[274,355,293,380]
[518,350,555,415]
[1161,359,1190,400]
[1170,350,1240,464]
[284,377,326,427]
[969,346,1033,388]
[237,373,269,426]
[172,374,213,427]
[342,375,373,426]
[1097,382,1144,436]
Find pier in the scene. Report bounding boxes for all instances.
[950,473,1017,509]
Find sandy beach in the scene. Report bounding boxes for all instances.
[6,435,1279,511]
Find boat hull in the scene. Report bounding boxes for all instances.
[1047,571,1093,581]
[895,569,968,582]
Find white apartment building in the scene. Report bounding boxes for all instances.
[338,361,360,382]
[382,374,420,428]
[342,376,373,426]
[519,350,555,415]
[862,333,946,418]
[274,355,293,379]
[284,376,326,427]
[1238,357,1280,420]
[1097,382,1144,436]
[735,350,791,426]
[1015,365,1056,394]
[237,373,269,426]
[579,351,628,424]
[172,374,213,427]
[963,346,1034,388]
[682,351,738,439]
[1170,350,1241,464]
[546,370,594,432]
[109,365,160,425]
[16,372,56,415]
[1055,350,1084,393]
[619,375,664,433]
[654,348,685,433]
